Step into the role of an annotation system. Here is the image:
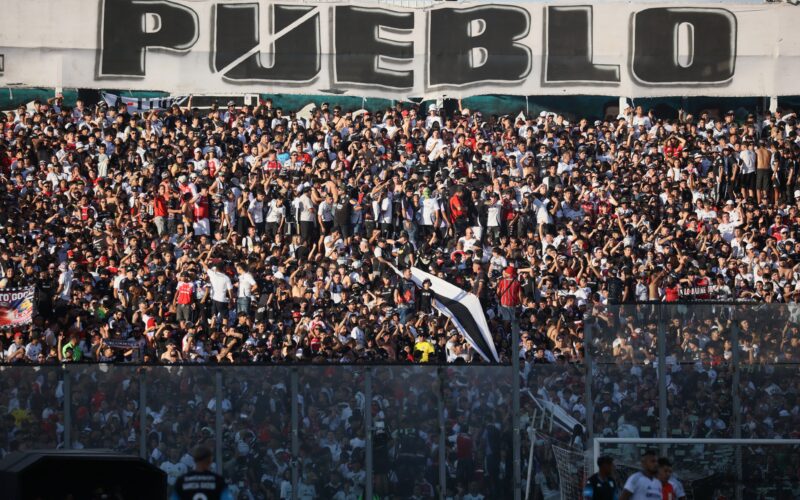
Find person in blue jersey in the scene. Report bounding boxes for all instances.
[584,455,620,500]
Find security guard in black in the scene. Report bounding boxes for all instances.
[171,445,233,500]
[173,471,232,500]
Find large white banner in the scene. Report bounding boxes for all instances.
[1,0,799,98]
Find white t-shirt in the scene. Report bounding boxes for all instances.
[486,202,501,227]
[206,268,233,302]
[223,199,237,225]
[458,236,478,252]
[58,269,75,300]
[718,221,738,243]
[632,115,652,129]
[25,342,42,360]
[297,194,316,222]
[379,196,392,224]
[248,199,265,223]
[669,477,686,499]
[318,200,334,222]
[740,149,756,174]
[266,200,285,223]
[420,197,440,225]
[237,272,257,299]
[6,342,24,360]
[623,472,662,500]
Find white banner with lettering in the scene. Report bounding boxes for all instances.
[1,0,799,98]
[101,92,188,112]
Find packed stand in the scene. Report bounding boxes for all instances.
[1,97,800,367]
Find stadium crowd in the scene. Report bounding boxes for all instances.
[1,97,800,366]
[1,94,800,497]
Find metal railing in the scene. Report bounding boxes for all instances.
[2,303,799,499]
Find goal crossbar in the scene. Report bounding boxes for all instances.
[592,438,800,474]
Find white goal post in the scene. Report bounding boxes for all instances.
[591,437,800,500]
[592,438,800,473]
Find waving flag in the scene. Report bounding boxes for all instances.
[101,92,188,113]
[393,266,499,363]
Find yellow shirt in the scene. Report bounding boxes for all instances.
[414,340,435,362]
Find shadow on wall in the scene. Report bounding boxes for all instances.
[0,88,781,122]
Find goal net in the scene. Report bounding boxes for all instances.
[591,438,800,500]
[551,443,590,500]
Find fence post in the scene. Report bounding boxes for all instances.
[585,317,594,445]
[731,308,743,500]
[437,366,446,500]
[512,318,521,500]
[63,364,71,450]
[365,367,373,500]
[657,304,668,456]
[291,368,299,500]
[215,369,223,475]
[139,368,147,459]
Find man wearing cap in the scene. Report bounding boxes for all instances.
[425,104,442,128]
[171,445,232,500]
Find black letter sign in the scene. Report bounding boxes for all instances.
[545,6,619,83]
[214,4,320,82]
[632,8,736,84]
[100,0,198,77]
[334,7,414,89]
[428,6,530,87]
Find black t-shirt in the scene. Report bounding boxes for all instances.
[395,241,414,267]
[378,285,394,306]
[119,277,137,293]
[37,277,56,297]
[606,277,624,304]
[333,197,351,224]
[416,161,433,178]
[473,271,489,300]
[520,274,536,301]
[173,470,231,500]
[419,288,434,313]
[583,472,620,500]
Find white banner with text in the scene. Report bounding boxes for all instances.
[1,0,799,97]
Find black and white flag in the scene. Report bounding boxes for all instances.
[101,92,188,113]
[395,266,499,363]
